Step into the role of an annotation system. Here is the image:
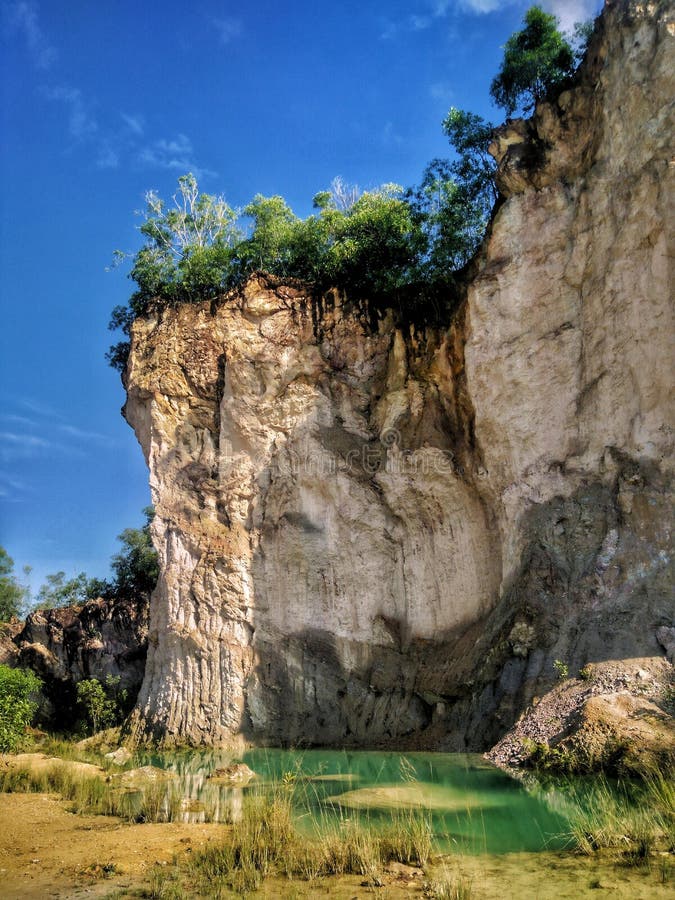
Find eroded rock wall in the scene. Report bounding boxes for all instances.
[14,597,149,728]
[124,0,673,748]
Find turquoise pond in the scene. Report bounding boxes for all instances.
[130,749,574,854]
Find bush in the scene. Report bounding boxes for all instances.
[76,675,128,734]
[0,665,42,751]
[553,659,569,680]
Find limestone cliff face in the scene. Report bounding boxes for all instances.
[123,0,673,748]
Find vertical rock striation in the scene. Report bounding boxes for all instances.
[124,0,673,748]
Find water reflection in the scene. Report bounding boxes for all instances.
[119,748,570,852]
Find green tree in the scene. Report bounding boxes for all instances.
[0,547,29,621]
[0,665,42,751]
[240,194,301,275]
[76,675,125,733]
[408,107,498,276]
[324,184,426,302]
[490,5,575,116]
[34,571,95,609]
[133,173,241,304]
[110,506,159,598]
[107,174,242,372]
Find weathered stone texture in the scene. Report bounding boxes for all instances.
[124,0,673,748]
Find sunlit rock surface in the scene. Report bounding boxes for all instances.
[123,0,673,748]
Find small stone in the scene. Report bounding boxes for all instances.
[104,747,132,765]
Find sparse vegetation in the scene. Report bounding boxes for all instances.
[559,773,674,866]
[0,665,42,751]
[0,761,185,824]
[554,659,569,680]
[425,866,474,899]
[190,783,434,895]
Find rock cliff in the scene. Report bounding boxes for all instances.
[13,597,149,728]
[123,0,673,748]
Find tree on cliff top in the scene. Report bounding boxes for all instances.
[107,6,591,372]
[490,5,576,115]
[0,547,30,621]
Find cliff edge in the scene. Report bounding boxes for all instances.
[122,0,673,749]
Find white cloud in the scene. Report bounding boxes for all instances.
[411,14,432,30]
[96,143,119,169]
[382,121,404,147]
[43,85,98,140]
[57,424,109,442]
[457,0,599,28]
[0,403,110,465]
[213,17,243,45]
[544,0,598,32]
[459,0,503,11]
[429,81,455,103]
[381,0,484,39]
[121,112,145,136]
[138,134,215,179]
[5,0,56,69]
[0,431,60,462]
[138,133,194,170]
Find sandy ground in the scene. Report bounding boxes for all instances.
[0,792,671,899]
[0,792,222,899]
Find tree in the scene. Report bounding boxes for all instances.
[0,665,41,751]
[490,5,575,116]
[0,547,29,621]
[34,571,96,609]
[107,175,242,372]
[324,184,426,302]
[133,173,241,305]
[408,108,498,275]
[76,675,126,734]
[110,506,159,598]
[240,194,301,275]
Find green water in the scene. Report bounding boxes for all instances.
[133,748,571,854]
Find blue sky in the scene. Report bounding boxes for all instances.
[0,0,600,595]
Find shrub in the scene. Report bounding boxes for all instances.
[553,659,569,680]
[0,665,42,751]
[76,675,127,734]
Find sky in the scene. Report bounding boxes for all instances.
[0,0,601,595]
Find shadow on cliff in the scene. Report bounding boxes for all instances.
[241,451,673,751]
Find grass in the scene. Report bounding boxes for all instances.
[425,866,474,899]
[0,762,185,823]
[189,783,435,896]
[3,742,673,896]
[557,772,674,866]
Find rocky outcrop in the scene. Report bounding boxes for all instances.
[488,657,674,776]
[123,0,673,748]
[14,597,149,727]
